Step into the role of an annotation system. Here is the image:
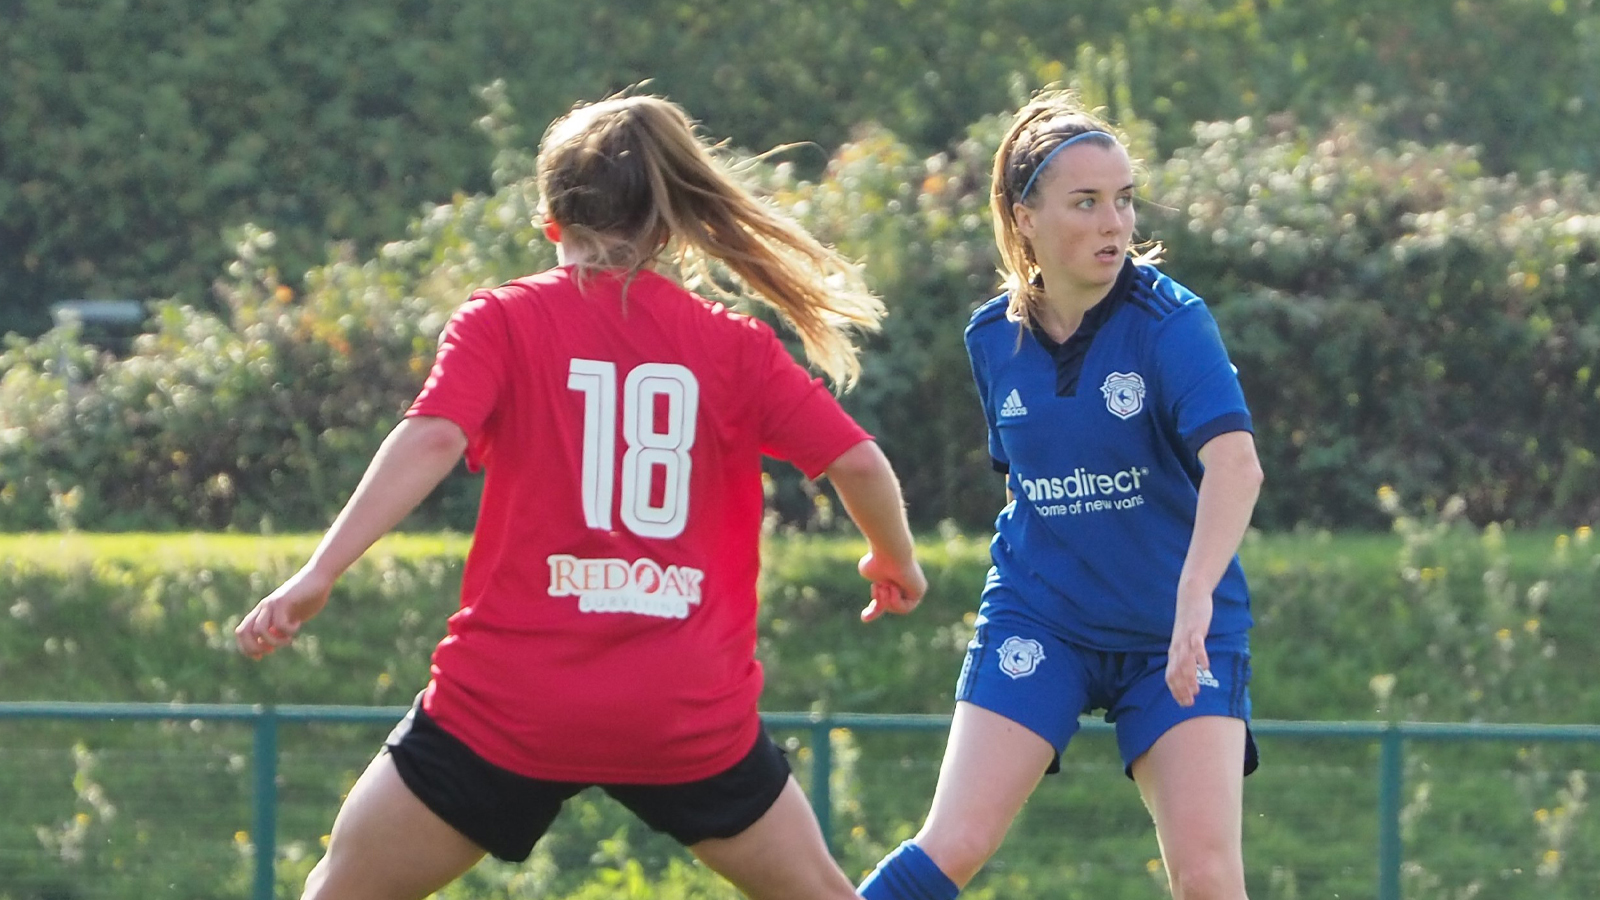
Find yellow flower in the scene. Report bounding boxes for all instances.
[1577,526,1593,544]
[1495,628,1512,642]
[75,812,91,827]
[1544,849,1561,865]
[1535,808,1550,823]
[1146,859,1163,874]
[1524,619,1540,634]
[1369,673,1397,701]
[234,831,250,845]
[1375,485,1399,513]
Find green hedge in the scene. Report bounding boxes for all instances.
[2,517,1599,898]
[5,80,1599,531]
[4,0,1599,336]
[1145,117,1600,527]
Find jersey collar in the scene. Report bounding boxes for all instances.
[1028,258,1136,396]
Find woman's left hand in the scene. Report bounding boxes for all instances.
[857,552,927,622]
[1165,590,1214,707]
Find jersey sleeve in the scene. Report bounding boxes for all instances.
[964,326,1008,473]
[406,293,509,471]
[755,328,872,479]
[1152,302,1253,457]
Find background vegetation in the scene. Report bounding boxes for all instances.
[2,516,1598,899]
[4,71,1599,532]
[4,3,1600,896]
[6,3,1600,530]
[5,0,1598,338]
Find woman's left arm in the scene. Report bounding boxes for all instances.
[1166,429,1264,706]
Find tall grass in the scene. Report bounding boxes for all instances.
[2,511,1597,898]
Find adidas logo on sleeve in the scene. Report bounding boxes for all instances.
[1000,389,1028,418]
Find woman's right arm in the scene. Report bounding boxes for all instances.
[823,440,928,621]
[234,415,467,659]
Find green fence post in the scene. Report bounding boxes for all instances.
[1377,724,1403,900]
[811,717,833,853]
[253,706,279,900]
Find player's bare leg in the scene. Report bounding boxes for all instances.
[301,752,486,900]
[689,776,860,900]
[1132,716,1249,900]
[907,701,1055,887]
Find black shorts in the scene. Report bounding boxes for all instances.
[383,702,792,862]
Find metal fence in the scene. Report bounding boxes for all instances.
[3,701,1599,900]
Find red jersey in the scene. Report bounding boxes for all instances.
[405,266,870,783]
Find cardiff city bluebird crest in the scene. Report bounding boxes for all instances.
[1101,371,1146,420]
[997,636,1046,679]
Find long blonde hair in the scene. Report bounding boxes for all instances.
[536,93,884,389]
[989,89,1156,329]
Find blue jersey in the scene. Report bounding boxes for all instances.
[965,260,1253,653]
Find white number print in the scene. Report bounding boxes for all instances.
[620,364,699,537]
[567,359,618,530]
[567,359,699,539]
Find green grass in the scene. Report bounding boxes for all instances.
[0,520,1574,579]
[0,530,472,570]
[3,521,1599,899]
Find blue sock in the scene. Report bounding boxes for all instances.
[858,840,960,900]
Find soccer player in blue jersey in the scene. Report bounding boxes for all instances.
[857,91,1263,900]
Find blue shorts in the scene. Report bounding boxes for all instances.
[954,609,1259,778]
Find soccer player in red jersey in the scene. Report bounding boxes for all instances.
[236,93,928,900]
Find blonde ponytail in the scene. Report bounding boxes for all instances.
[538,94,884,389]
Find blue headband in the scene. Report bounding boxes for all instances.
[1018,131,1113,202]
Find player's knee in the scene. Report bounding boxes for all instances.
[1165,853,1245,900]
[817,870,869,900]
[299,856,379,900]
[774,853,862,900]
[299,858,332,900]
[916,823,1005,886]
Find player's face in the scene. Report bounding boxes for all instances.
[1014,142,1137,297]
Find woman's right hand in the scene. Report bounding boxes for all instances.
[235,567,334,660]
[857,552,928,622]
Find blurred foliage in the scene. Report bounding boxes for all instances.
[1145,113,1600,528]
[5,66,1600,531]
[3,0,1599,335]
[2,521,1600,897]
[0,90,547,532]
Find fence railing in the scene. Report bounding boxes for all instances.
[4,701,1599,900]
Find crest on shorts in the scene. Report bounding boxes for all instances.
[1101,371,1146,420]
[997,636,1046,679]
